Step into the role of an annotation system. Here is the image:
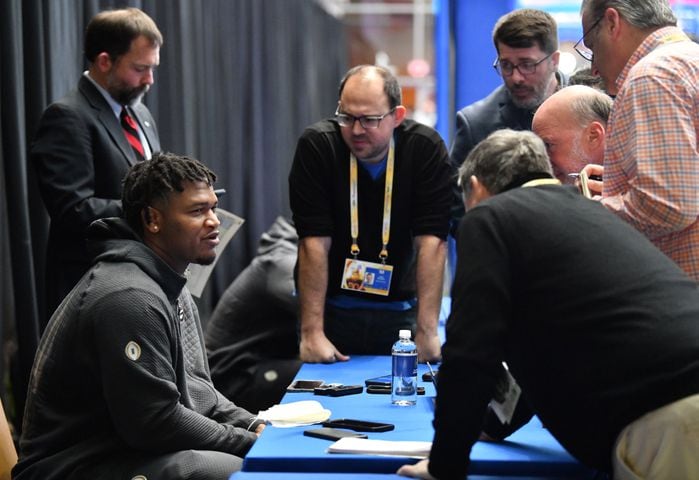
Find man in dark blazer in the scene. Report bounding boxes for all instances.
[32,8,162,323]
[450,9,565,169]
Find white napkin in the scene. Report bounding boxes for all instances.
[257,400,331,428]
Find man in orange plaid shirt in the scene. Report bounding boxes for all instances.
[577,0,699,282]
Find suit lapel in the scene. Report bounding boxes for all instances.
[78,76,139,166]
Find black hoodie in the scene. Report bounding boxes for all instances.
[14,218,261,480]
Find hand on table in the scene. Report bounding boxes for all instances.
[255,423,266,437]
[299,332,350,363]
[397,459,437,479]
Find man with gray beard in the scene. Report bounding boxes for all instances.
[450,9,565,169]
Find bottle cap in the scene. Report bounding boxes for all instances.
[399,329,411,339]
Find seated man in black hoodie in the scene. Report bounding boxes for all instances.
[15,152,264,480]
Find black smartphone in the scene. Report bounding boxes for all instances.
[322,418,394,432]
[366,385,425,395]
[366,385,391,394]
[287,379,325,392]
[314,385,363,397]
[364,375,392,387]
[303,427,368,441]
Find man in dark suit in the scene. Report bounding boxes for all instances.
[32,8,162,323]
[450,9,565,169]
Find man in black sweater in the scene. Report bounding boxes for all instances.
[289,65,454,364]
[397,130,699,479]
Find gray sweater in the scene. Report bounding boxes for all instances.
[15,218,261,479]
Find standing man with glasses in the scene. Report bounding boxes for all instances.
[289,65,455,364]
[576,0,699,282]
[449,9,564,170]
[31,8,162,324]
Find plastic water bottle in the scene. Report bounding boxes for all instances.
[391,329,418,406]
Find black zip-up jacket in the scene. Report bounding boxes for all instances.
[14,218,261,479]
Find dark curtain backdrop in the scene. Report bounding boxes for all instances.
[1,0,347,429]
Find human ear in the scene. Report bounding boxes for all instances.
[466,176,492,209]
[604,7,623,41]
[142,206,161,234]
[393,105,407,126]
[550,50,560,69]
[94,52,113,72]
[587,122,604,145]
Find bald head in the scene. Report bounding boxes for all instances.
[533,85,612,182]
[336,64,407,164]
[338,65,402,109]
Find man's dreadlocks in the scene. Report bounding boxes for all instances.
[122,151,217,235]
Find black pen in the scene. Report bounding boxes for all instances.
[426,361,438,390]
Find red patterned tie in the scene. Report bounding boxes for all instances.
[120,107,145,161]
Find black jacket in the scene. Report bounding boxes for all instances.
[430,185,699,478]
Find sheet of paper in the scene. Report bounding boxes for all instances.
[489,363,521,425]
[327,437,432,458]
[185,208,244,297]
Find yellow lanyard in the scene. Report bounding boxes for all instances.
[349,138,395,263]
[521,178,560,188]
[658,32,688,45]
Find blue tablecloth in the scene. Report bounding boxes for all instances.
[241,356,597,478]
[231,473,580,480]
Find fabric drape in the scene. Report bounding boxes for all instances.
[0,0,346,432]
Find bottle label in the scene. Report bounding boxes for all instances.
[392,353,417,377]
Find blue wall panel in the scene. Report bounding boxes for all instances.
[436,0,513,147]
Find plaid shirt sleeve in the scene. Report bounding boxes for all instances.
[602,50,699,240]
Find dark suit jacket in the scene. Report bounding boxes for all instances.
[449,84,534,169]
[445,85,535,237]
[32,75,160,320]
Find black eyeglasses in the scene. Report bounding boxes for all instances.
[574,16,604,62]
[492,52,553,77]
[335,107,395,129]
